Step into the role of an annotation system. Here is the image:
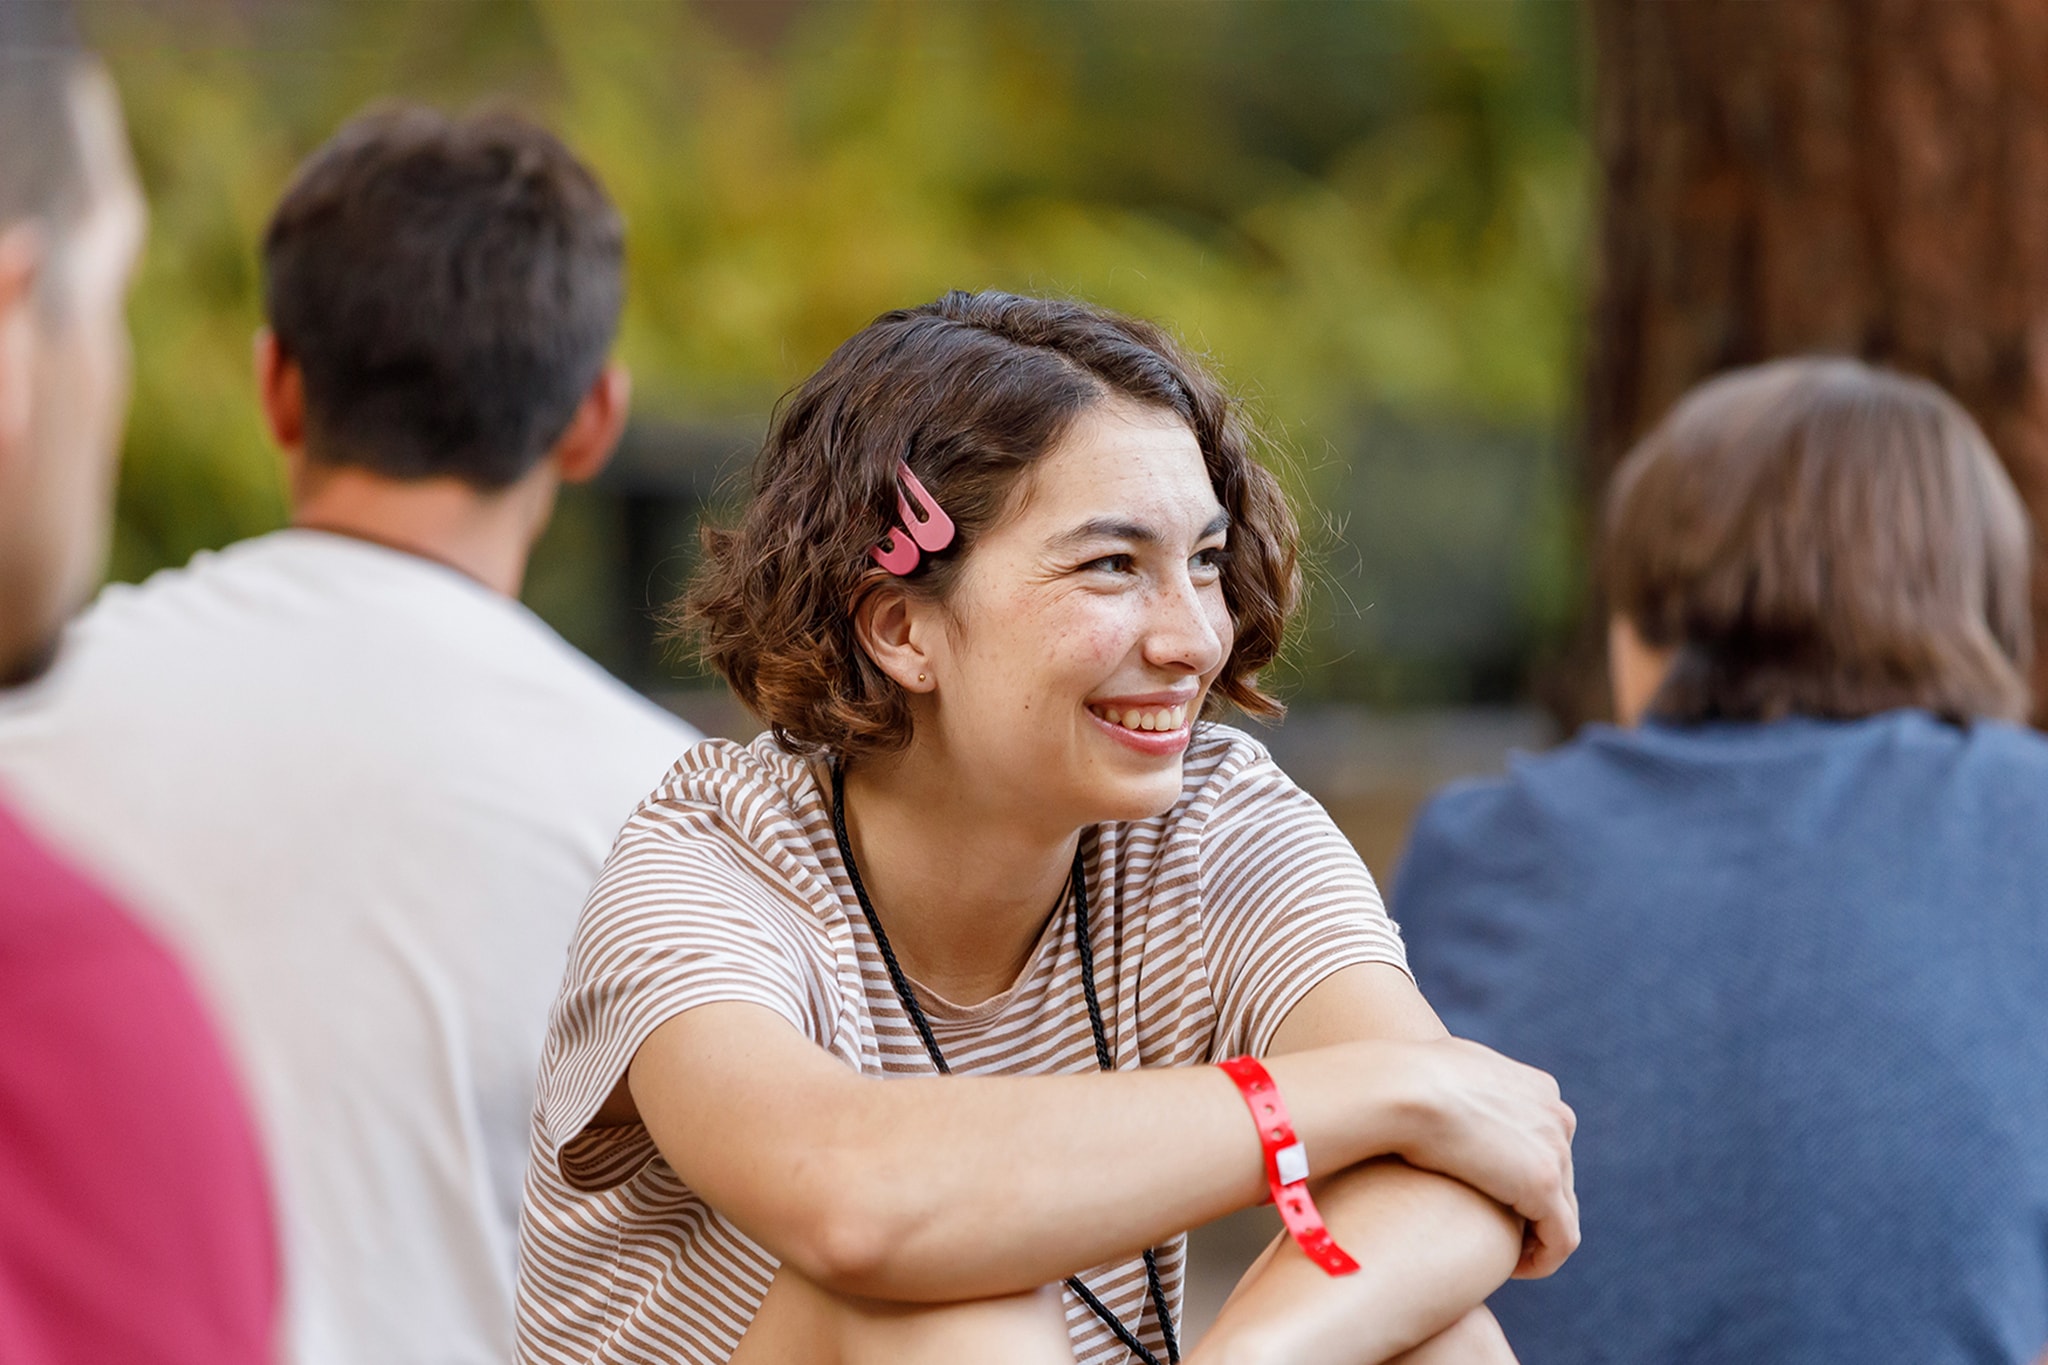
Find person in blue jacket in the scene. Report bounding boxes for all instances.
[1395,356,2048,1365]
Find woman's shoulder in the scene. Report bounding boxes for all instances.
[1911,711,2048,766]
[1166,721,1289,818]
[1406,709,2048,864]
[633,732,821,822]
[1127,721,1338,864]
[1899,713,2048,813]
[604,732,839,903]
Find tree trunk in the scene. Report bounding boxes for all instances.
[1565,0,2048,727]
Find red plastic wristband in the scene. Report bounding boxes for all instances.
[1217,1055,1360,1277]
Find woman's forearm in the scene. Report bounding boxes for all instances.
[803,1047,1427,1296]
[630,999,1573,1302]
[632,1005,1438,1300]
[1189,1159,1522,1365]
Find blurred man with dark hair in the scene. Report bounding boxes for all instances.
[0,105,694,1364]
[1398,358,2048,1365]
[0,5,279,1362]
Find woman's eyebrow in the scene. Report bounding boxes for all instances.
[1047,512,1230,553]
[1047,517,1158,552]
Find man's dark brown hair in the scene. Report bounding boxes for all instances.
[684,290,1301,760]
[1604,356,2032,726]
[262,104,623,489]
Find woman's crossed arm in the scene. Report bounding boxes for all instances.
[618,962,1574,1350]
[1189,963,1578,1363]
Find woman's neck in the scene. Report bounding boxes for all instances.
[838,751,1079,1007]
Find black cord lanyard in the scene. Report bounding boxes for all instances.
[829,763,1182,1365]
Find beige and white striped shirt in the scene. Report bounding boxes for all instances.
[516,724,1407,1364]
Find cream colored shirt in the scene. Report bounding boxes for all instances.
[0,530,696,1365]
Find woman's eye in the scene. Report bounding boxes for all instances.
[1082,554,1135,574]
[1192,546,1230,574]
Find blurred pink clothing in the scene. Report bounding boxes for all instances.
[0,796,277,1365]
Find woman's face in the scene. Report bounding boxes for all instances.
[915,397,1235,832]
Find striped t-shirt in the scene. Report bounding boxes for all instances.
[516,724,1408,1365]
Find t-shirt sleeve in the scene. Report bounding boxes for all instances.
[533,795,829,1191]
[1198,748,1410,1060]
[0,810,278,1365]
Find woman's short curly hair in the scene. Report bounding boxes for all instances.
[680,290,1302,760]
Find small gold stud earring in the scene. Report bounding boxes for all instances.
[917,673,927,683]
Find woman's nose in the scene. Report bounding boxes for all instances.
[1142,571,1226,675]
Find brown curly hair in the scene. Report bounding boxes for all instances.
[680,290,1302,760]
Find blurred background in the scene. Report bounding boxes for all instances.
[90,0,1587,875]
[94,5,1585,1323]
[87,0,2048,1340]
[98,0,1587,710]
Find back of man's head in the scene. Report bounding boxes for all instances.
[262,105,624,491]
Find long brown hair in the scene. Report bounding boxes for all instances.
[1603,357,2032,726]
[682,290,1302,759]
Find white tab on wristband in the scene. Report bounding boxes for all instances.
[1274,1139,1310,1187]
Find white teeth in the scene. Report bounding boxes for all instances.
[1091,703,1189,732]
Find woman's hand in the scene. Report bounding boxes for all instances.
[1370,1036,1579,1278]
[1199,968,1566,1364]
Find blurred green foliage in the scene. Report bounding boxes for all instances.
[92,0,1587,705]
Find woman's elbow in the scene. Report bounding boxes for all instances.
[772,1154,915,1294]
[788,1201,899,1293]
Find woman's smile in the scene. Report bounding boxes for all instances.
[1085,689,1198,755]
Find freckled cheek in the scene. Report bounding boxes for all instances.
[1072,624,1129,672]
[1056,600,1145,672]
[964,601,1115,708]
[1004,592,1133,668]
[1013,626,1123,697]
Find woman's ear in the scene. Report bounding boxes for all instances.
[852,581,938,693]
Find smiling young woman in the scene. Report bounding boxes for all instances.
[513,291,1580,1365]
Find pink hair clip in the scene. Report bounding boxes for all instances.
[869,460,956,574]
